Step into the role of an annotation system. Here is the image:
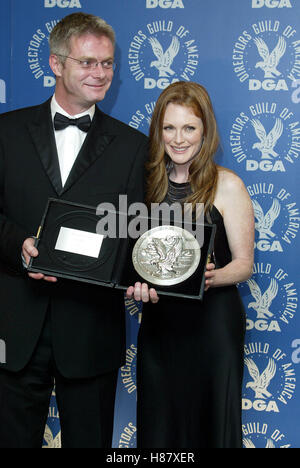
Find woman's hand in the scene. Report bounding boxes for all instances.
[126,282,159,304]
[204,262,216,290]
[127,263,216,302]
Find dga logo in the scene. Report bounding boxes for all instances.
[120,344,137,396]
[27,20,60,87]
[128,20,199,89]
[146,0,184,8]
[247,182,299,252]
[0,79,6,104]
[242,421,291,448]
[232,20,300,90]
[128,101,156,134]
[118,422,137,448]
[243,342,296,413]
[252,0,292,7]
[239,262,298,333]
[230,102,300,172]
[44,0,82,7]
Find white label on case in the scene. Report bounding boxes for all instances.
[55,227,104,258]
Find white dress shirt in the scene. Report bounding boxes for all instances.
[51,95,95,186]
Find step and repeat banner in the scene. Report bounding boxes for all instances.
[0,0,299,449]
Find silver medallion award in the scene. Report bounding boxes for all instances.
[132,225,201,286]
[29,199,216,300]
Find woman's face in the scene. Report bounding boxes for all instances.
[162,103,204,168]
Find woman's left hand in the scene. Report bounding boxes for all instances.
[127,265,216,301]
[126,282,160,304]
[204,263,216,291]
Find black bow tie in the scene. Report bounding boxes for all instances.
[54,112,91,133]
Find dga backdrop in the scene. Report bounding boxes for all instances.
[0,0,299,449]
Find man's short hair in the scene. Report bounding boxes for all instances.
[49,12,115,62]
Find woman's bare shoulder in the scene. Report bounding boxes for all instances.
[217,166,245,190]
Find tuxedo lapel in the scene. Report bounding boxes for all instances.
[27,102,115,197]
[27,100,63,195]
[61,107,115,194]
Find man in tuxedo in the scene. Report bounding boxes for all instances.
[0,12,147,448]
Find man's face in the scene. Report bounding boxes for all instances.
[50,33,114,114]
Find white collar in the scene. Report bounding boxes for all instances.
[51,95,96,121]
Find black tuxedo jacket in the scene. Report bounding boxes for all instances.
[0,99,148,378]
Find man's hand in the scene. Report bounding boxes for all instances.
[22,238,57,282]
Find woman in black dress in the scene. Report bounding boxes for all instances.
[127,82,254,448]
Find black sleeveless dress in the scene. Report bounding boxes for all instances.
[136,180,246,448]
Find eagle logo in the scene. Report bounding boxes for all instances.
[254,36,287,79]
[243,438,275,449]
[244,357,277,399]
[252,198,281,240]
[247,278,278,319]
[43,425,61,448]
[148,36,180,77]
[251,118,283,160]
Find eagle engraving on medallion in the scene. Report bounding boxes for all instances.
[141,235,194,279]
[132,226,201,286]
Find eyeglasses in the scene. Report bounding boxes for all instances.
[56,54,116,71]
